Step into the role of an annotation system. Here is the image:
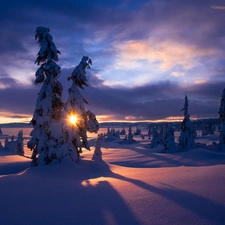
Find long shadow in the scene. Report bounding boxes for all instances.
[1,159,225,225]
[113,172,225,224]
[106,142,225,168]
[86,160,225,225]
[79,180,142,225]
[0,162,142,225]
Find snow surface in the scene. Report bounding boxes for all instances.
[0,128,225,225]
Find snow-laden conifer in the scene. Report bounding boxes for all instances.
[92,134,104,161]
[63,56,99,159]
[218,88,225,150]
[178,95,196,151]
[125,125,135,144]
[151,127,161,148]
[27,27,64,165]
[4,137,8,147]
[163,125,176,152]
[16,130,24,155]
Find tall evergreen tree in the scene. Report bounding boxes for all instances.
[178,95,196,151]
[218,88,225,150]
[27,26,64,165]
[63,56,99,158]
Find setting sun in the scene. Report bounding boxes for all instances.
[69,114,78,125]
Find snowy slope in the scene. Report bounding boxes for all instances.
[0,135,225,225]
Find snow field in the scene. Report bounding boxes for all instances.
[1,126,225,225]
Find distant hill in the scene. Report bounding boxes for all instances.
[0,118,219,129]
[0,123,31,128]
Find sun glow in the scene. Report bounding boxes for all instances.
[69,114,78,125]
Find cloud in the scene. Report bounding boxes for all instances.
[211,5,225,11]
[115,39,217,70]
[0,75,19,88]
[0,85,39,114]
[95,38,218,87]
[172,72,185,77]
[194,80,207,84]
[81,75,223,121]
[0,69,223,122]
[0,0,225,122]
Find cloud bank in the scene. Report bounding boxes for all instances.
[1,0,225,122]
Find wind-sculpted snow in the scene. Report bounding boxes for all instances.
[93,143,225,168]
[1,132,225,225]
[0,155,31,177]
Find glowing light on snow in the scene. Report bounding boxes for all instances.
[69,114,78,125]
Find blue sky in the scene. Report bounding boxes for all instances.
[0,0,225,123]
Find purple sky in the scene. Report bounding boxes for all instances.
[1,0,225,123]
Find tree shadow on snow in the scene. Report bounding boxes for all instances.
[105,143,225,168]
[0,160,225,225]
[99,162,225,225]
[77,160,225,224]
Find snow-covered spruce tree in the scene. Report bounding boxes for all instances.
[92,134,104,161]
[218,88,225,150]
[4,137,8,148]
[105,127,114,141]
[120,127,126,135]
[163,125,176,152]
[27,27,64,165]
[64,56,99,159]
[147,124,152,139]
[178,95,196,151]
[151,127,161,148]
[125,125,135,144]
[16,130,24,155]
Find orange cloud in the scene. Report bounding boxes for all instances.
[172,71,185,77]
[0,111,31,124]
[194,79,207,84]
[115,39,217,71]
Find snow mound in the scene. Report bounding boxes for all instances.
[95,143,225,168]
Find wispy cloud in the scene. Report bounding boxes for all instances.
[115,39,217,70]
[211,5,225,11]
[1,0,225,121]
[172,72,185,77]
